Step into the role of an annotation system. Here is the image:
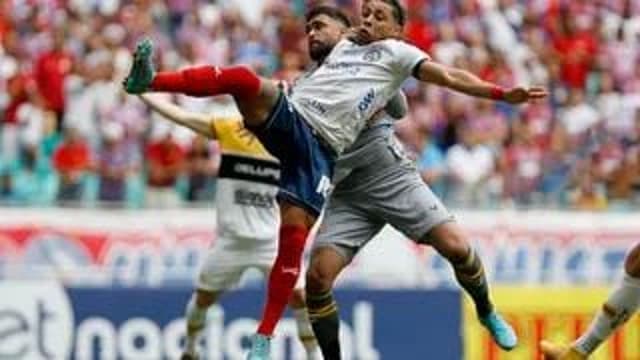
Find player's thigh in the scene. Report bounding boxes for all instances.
[374,174,454,243]
[236,78,281,128]
[312,196,384,265]
[197,247,251,293]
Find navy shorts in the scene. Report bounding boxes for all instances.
[252,93,336,216]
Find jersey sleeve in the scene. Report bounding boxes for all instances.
[210,117,251,151]
[389,40,431,80]
[210,116,273,158]
[210,117,238,151]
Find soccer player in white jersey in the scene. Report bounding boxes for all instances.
[124,1,546,358]
[540,243,640,359]
[299,5,515,359]
[138,94,322,360]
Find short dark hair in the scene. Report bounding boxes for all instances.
[380,0,406,26]
[306,5,352,28]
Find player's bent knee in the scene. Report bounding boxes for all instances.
[625,243,640,277]
[428,223,470,264]
[195,289,219,308]
[306,265,334,293]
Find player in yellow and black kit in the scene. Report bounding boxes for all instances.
[138,94,321,360]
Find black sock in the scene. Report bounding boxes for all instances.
[453,248,494,318]
[306,290,341,360]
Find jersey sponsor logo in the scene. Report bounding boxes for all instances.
[218,154,280,186]
[299,98,328,116]
[363,48,382,62]
[324,61,361,75]
[358,89,376,113]
[316,175,332,198]
[233,189,276,209]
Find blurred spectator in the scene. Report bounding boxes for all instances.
[418,130,446,197]
[559,88,601,152]
[500,120,544,205]
[433,22,466,66]
[34,29,72,129]
[97,122,136,204]
[145,128,184,208]
[185,136,218,202]
[2,67,31,165]
[551,8,599,89]
[445,124,497,207]
[274,51,303,84]
[405,2,436,53]
[466,99,508,149]
[53,126,92,204]
[570,170,608,211]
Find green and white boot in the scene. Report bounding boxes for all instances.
[123,38,155,94]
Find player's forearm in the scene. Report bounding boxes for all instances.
[138,94,215,138]
[416,61,504,101]
[440,68,503,100]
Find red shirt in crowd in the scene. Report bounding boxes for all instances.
[145,140,185,187]
[53,141,92,174]
[35,50,72,113]
[553,31,598,89]
[3,73,32,125]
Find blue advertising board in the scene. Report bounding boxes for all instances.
[0,281,462,359]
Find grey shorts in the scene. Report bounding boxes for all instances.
[313,164,454,263]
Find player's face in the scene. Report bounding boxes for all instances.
[360,0,403,42]
[306,14,346,61]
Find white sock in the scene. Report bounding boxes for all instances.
[574,273,640,355]
[293,307,323,359]
[184,295,209,355]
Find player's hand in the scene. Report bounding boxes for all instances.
[504,86,548,104]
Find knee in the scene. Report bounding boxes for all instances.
[195,290,217,308]
[430,225,470,264]
[625,244,640,278]
[306,264,335,294]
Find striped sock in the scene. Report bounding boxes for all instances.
[453,248,494,318]
[307,290,341,360]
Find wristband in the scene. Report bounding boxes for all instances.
[490,86,505,101]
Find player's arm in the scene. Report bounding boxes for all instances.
[384,90,408,119]
[413,60,547,104]
[138,94,217,139]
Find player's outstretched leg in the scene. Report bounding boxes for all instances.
[247,204,316,360]
[181,290,219,360]
[541,243,640,359]
[124,39,260,99]
[123,39,278,128]
[304,246,349,360]
[427,222,517,351]
[290,289,323,359]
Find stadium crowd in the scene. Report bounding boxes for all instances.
[0,0,639,210]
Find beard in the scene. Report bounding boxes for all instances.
[309,42,333,61]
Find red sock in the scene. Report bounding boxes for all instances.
[257,225,309,336]
[150,65,261,100]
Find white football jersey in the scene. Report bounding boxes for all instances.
[289,38,429,154]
